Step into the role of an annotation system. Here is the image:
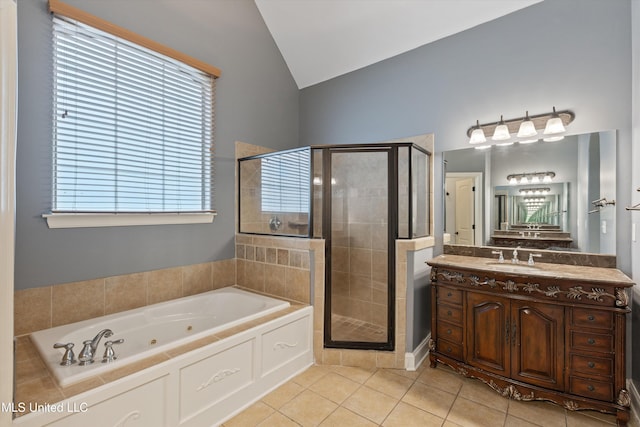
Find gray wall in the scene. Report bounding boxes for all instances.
[299,0,635,386]
[299,0,632,274]
[15,0,299,289]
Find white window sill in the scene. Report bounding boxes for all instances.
[43,212,217,229]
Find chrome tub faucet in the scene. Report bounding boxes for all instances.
[78,328,113,365]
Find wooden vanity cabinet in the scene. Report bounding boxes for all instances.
[427,262,633,426]
[466,293,565,391]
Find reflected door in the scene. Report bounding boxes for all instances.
[324,148,394,350]
[455,178,474,245]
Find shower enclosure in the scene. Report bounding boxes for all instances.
[238,143,430,351]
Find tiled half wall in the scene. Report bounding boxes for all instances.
[14,259,236,337]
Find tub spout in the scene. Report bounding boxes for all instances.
[91,329,114,355]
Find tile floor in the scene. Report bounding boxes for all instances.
[330,314,387,343]
[223,362,631,427]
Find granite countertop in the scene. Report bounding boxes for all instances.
[427,254,634,287]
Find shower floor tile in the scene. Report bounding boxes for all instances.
[330,314,387,343]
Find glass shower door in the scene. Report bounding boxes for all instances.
[325,148,394,350]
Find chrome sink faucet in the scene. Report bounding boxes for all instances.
[512,246,521,264]
[79,328,113,365]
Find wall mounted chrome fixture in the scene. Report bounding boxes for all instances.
[507,171,555,185]
[467,107,574,145]
[625,187,640,211]
[589,197,616,214]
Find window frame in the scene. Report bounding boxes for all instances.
[44,0,220,228]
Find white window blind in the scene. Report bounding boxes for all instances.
[52,15,214,213]
[261,149,310,213]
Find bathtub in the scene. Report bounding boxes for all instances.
[31,286,290,387]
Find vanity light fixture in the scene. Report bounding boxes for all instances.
[507,171,555,185]
[543,107,566,141]
[517,111,537,138]
[466,108,574,146]
[468,120,487,144]
[492,115,511,141]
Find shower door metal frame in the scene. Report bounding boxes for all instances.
[321,145,397,351]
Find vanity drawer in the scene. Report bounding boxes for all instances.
[437,304,463,325]
[436,338,463,361]
[436,321,463,344]
[569,353,613,378]
[569,331,613,353]
[569,376,613,401]
[437,286,463,305]
[570,308,613,330]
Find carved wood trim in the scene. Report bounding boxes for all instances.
[435,269,629,308]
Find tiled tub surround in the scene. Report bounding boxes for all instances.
[14,300,312,426]
[14,259,236,337]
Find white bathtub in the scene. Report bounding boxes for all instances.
[31,286,290,387]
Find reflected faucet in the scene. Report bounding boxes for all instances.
[512,246,521,264]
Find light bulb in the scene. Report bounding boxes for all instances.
[509,177,518,185]
[543,174,553,183]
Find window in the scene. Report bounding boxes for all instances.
[47,2,219,227]
[261,149,310,213]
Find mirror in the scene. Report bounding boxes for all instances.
[444,130,616,254]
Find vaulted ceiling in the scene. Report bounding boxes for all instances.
[255,0,543,89]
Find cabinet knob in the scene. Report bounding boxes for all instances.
[588,362,596,368]
[587,385,595,392]
[446,329,452,335]
[587,338,596,345]
[446,347,452,353]
[447,310,452,316]
[587,315,595,321]
[447,292,452,297]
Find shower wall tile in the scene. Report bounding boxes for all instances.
[14,286,52,336]
[264,264,287,299]
[233,234,316,305]
[105,272,149,314]
[52,279,105,327]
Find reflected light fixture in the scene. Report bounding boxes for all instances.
[507,171,555,185]
[492,115,510,141]
[468,120,486,144]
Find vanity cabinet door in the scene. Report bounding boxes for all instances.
[510,301,564,391]
[466,292,510,376]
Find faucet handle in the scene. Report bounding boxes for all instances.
[53,342,76,366]
[491,250,504,263]
[102,339,125,363]
[528,253,543,265]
